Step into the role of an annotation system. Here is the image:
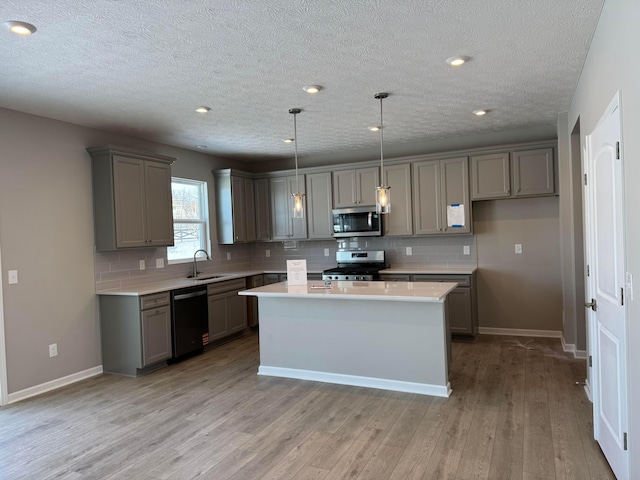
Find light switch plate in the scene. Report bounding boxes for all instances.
[49,343,58,358]
[324,248,330,257]
[515,244,523,254]
[265,249,270,258]
[8,270,18,284]
[227,252,231,260]
[406,247,412,256]
[139,259,145,270]
[463,246,470,255]
[156,258,164,269]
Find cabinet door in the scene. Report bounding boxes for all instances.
[440,157,471,234]
[270,177,291,240]
[356,167,380,206]
[287,175,307,239]
[254,178,271,241]
[244,178,257,242]
[227,291,248,333]
[207,293,228,342]
[383,164,412,236]
[511,148,554,197]
[470,153,511,199]
[333,170,356,207]
[144,160,174,246]
[231,176,247,242]
[141,305,171,366]
[263,274,280,285]
[412,160,442,234]
[247,275,263,327]
[306,172,333,239]
[447,288,473,335]
[113,155,147,248]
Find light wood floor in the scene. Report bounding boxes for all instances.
[0,332,615,480]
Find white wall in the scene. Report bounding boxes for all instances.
[0,107,248,395]
[563,0,640,475]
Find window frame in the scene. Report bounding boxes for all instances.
[167,177,210,264]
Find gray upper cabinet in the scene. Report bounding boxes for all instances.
[470,153,511,200]
[213,170,256,244]
[413,157,471,235]
[306,172,333,239]
[383,163,413,236]
[254,178,271,241]
[88,145,175,251]
[270,175,307,240]
[511,148,555,197]
[471,148,555,200]
[333,167,379,207]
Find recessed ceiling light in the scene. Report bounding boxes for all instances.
[283,138,295,144]
[195,106,211,113]
[303,85,323,94]
[4,21,37,35]
[195,145,208,150]
[368,126,381,132]
[473,109,489,116]
[446,55,470,66]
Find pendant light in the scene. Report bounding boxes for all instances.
[374,93,390,214]
[289,108,305,218]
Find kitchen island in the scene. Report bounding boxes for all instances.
[239,280,457,397]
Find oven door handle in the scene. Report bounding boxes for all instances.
[368,212,372,228]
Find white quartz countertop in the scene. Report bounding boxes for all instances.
[96,270,265,296]
[239,280,458,303]
[380,266,477,275]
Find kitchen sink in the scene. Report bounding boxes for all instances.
[192,274,230,281]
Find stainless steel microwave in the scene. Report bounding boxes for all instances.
[332,206,383,238]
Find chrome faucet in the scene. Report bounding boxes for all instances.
[191,249,211,278]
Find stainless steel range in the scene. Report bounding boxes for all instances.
[322,250,386,281]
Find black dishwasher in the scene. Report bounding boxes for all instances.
[171,285,208,360]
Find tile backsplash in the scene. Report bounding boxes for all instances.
[94,235,476,290]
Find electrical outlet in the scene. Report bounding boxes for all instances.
[324,248,330,257]
[406,247,412,256]
[226,252,231,260]
[515,244,523,254]
[156,258,164,269]
[49,343,58,358]
[463,246,470,255]
[139,259,145,270]
[8,270,18,284]
[265,249,270,258]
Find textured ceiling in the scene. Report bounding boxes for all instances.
[0,0,603,163]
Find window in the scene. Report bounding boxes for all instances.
[167,178,210,262]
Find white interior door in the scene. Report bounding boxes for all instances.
[586,92,628,479]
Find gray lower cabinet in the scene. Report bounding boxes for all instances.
[207,278,248,342]
[379,274,411,281]
[99,291,172,376]
[247,274,264,327]
[410,273,478,338]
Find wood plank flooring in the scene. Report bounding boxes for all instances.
[0,332,615,479]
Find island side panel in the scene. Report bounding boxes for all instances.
[257,297,449,396]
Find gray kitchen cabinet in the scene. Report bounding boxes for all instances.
[213,170,256,244]
[207,278,247,343]
[410,273,478,338]
[306,172,333,239]
[413,157,471,235]
[99,291,172,376]
[471,148,555,200]
[247,274,264,327]
[88,145,175,250]
[333,167,379,207]
[270,175,307,240]
[383,163,413,236]
[254,178,271,241]
[379,274,412,281]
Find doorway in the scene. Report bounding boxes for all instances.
[584,91,629,479]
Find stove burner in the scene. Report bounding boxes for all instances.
[322,250,386,281]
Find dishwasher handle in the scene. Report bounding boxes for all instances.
[173,289,207,301]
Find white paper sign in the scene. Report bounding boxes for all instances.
[447,204,465,228]
[286,259,307,285]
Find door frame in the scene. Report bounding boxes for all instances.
[583,90,629,477]
[0,243,8,406]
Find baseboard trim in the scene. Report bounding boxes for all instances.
[7,366,103,404]
[479,327,562,338]
[584,379,592,403]
[561,337,588,359]
[258,366,451,398]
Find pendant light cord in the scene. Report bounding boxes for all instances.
[294,111,299,193]
[379,96,384,174]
